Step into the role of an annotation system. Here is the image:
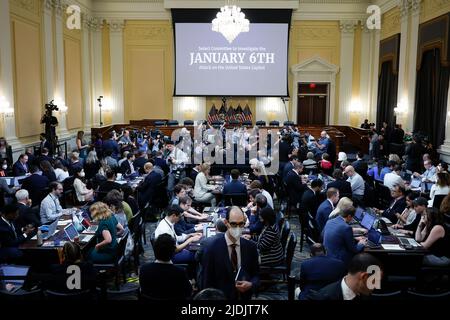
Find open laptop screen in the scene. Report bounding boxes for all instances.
[0,265,30,288]
[361,213,376,230]
[64,223,79,241]
[368,229,382,244]
[355,207,364,221]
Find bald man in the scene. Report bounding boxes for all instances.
[313,131,330,157]
[344,166,365,204]
[202,206,259,300]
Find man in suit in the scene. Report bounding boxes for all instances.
[278,136,292,173]
[21,165,50,205]
[327,169,352,197]
[223,169,247,195]
[307,253,382,300]
[13,154,29,176]
[37,148,53,166]
[375,185,407,223]
[298,243,346,300]
[323,206,366,266]
[55,150,69,169]
[102,132,120,159]
[282,155,299,181]
[140,233,193,300]
[39,133,52,155]
[203,206,259,300]
[137,162,162,209]
[68,152,83,176]
[316,188,339,232]
[25,147,37,167]
[98,169,123,200]
[133,151,148,174]
[352,152,368,180]
[300,179,324,217]
[120,152,136,175]
[0,204,34,263]
[285,162,308,206]
[154,151,169,174]
[15,189,40,228]
[190,164,200,182]
[196,219,227,289]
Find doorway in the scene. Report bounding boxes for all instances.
[297,83,329,126]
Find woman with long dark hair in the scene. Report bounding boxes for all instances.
[415,208,450,266]
[40,160,57,182]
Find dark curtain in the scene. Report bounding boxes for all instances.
[414,48,450,148]
[376,61,398,131]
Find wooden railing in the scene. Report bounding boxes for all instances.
[91,122,359,155]
[333,125,371,154]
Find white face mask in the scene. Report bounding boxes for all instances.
[229,227,242,239]
[79,172,85,177]
[2,165,7,170]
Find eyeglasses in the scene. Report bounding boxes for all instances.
[229,221,245,228]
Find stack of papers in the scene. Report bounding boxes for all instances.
[57,220,71,226]
[381,244,405,251]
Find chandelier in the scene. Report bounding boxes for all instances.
[212,1,250,44]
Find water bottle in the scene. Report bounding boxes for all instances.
[36,229,43,246]
[203,224,208,237]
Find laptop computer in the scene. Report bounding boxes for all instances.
[354,207,364,222]
[366,229,382,248]
[64,223,94,243]
[398,237,421,248]
[0,265,30,293]
[42,219,59,240]
[205,227,217,238]
[410,179,421,188]
[360,212,377,230]
[1,177,14,187]
[80,218,98,233]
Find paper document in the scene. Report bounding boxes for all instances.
[381,244,405,251]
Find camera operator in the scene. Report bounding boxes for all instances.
[41,101,59,155]
[165,140,188,198]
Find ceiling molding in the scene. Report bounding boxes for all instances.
[163,0,300,9]
[375,0,400,13]
[86,0,385,21]
[294,2,368,20]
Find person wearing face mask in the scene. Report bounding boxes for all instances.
[307,253,383,300]
[40,182,73,225]
[73,167,94,203]
[154,205,202,264]
[0,159,10,176]
[202,206,259,300]
[323,206,366,267]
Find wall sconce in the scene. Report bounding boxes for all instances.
[102,97,113,111]
[0,96,14,118]
[349,99,362,114]
[394,98,408,116]
[54,98,68,114]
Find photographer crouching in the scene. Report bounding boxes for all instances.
[165,140,188,198]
